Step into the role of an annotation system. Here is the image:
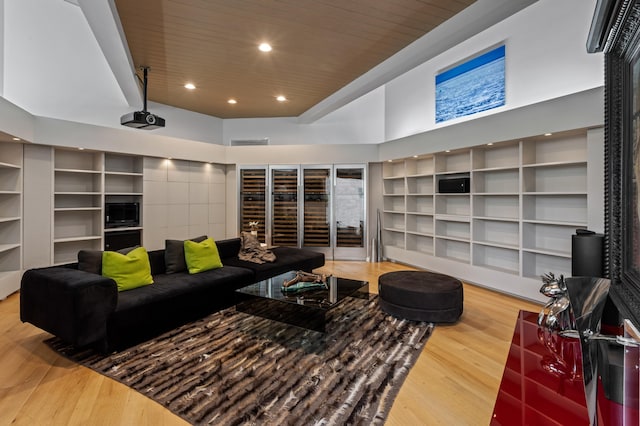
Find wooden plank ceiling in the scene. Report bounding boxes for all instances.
[114,0,476,118]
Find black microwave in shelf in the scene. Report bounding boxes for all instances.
[105,202,140,228]
[438,177,470,193]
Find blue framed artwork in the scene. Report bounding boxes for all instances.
[435,45,506,123]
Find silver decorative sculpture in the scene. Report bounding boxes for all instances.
[538,273,611,426]
[538,273,574,332]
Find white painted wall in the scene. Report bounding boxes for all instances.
[226,144,378,166]
[1,0,604,149]
[222,87,386,145]
[223,0,603,146]
[22,144,52,269]
[0,0,4,97]
[384,0,604,140]
[0,96,36,142]
[379,87,604,161]
[143,158,226,251]
[33,117,226,164]
[4,0,127,123]
[3,0,224,145]
[144,102,223,144]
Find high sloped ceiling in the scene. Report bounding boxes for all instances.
[114,0,476,118]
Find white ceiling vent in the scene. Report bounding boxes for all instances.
[230,138,269,146]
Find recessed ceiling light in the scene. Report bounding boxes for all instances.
[445,150,451,153]
[413,155,419,158]
[228,99,237,104]
[387,160,393,163]
[258,43,272,52]
[12,137,20,141]
[78,147,84,150]
[276,95,287,102]
[487,142,493,146]
[544,133,552,136]
[184,83,196,90]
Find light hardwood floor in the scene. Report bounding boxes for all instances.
[0,261,541,425]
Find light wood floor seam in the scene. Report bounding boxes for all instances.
[0,261,541,425]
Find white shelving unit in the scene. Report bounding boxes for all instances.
[381,130,598,302]
[104,153,143,196]
[0,142,23,299]
[382,160,406,249]
[53,149,103,264]
[520,134,588,280]
[104,153,144,237]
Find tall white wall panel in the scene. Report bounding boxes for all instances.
[143,157,226,250]
[384,0,603,141]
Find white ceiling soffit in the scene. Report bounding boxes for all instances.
[78,0,537,123]
[77,0,142,108]
[298,0,538,123]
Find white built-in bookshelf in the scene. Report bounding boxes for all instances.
[381,130,597,302]
[53,149,103,264]
[52,150,144,264]
[104,152,143,234]
[0,142,23,299]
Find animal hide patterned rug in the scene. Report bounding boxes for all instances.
[46,295,433,425]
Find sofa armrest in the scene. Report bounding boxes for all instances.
[20,266,117,347]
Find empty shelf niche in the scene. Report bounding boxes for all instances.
[522,223,574,257]
[406,234,434,254]
[473,219,519,248]
[473,244,519,275]
[473,169,519,193]
[406,195,433,214]
[407,214,434,235]
[407,175,433,194]
[522,194,587,225]
[523,251,571,279]
[473,195,519,220]
[435,239,470,263]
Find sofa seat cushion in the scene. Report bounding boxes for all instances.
[115,265,253,313]
[222,247,325,281]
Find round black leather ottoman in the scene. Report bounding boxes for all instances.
[378,271,463,323]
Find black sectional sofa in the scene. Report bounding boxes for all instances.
[20,237,324,352]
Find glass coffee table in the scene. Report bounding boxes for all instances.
[235,271,369,332]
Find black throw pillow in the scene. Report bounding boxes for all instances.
[164,235,207,274]
[77,245,139,275]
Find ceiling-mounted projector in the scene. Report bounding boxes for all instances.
[121,111,165,129]
[121,66,165,130]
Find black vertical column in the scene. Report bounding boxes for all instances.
[571,229,604,277]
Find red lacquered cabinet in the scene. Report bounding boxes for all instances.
[491,311,634,425]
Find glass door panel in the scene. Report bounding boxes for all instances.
[334,166,366,259]
[303,167,331,252]
[239,168,266,241]
[271,167,299,247]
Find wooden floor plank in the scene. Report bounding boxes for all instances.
[0,261,541,425]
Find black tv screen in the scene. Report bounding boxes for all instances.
[105,202,139,228]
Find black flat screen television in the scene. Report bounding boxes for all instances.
[105,202,140,228]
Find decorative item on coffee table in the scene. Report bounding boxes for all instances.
[281,270,328,293]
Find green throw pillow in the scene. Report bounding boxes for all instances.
[102,246,154,292]
[184,237,223,274]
